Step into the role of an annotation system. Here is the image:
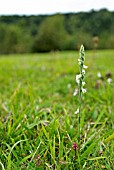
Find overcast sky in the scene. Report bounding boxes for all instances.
[0,0,114,15]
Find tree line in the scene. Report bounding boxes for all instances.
[0,8,114,53]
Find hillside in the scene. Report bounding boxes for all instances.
[0,9,114,53]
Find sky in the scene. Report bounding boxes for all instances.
[0,0,114,15]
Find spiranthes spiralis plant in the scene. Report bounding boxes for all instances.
[74,45,88,153]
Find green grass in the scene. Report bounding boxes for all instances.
[0,50,114,169]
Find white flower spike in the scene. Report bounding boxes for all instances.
[74,45,88,150]
[75,44,88,96]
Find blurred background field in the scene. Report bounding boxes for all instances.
[0,50,114,104]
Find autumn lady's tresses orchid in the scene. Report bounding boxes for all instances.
[74,45,87,103]
[74,45,88,152]
[75,45,87,96]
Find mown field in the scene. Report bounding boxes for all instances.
[0,50,114,169]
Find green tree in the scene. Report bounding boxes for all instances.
[0,25,22,53]
[32,14,67,52]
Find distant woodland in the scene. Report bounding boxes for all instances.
[0,9,114,53]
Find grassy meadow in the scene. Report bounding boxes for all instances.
[0,50,114,169]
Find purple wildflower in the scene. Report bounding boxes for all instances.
[72,142,78,151]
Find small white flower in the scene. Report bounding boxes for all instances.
[97,72,102,78]
[82,88,87,94]
[76,74,81,84]
[78,59,81,62]
[83,65,88,69]
[76,74,82,79]
[78,59,82,65]
[78,61,81,65]
[74,108,79,114]
[107,78,112,84]
[82,81,85,86]
[73,89,78,96]
[82,69,86,74]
